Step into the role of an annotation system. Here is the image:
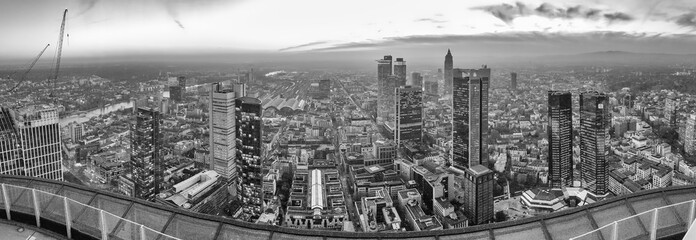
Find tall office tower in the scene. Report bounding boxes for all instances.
[685,114,696,155]
[235,97,263,221]
[510,72,517,90]
[234,82,247,98]
[410,72,423,88]
[377,55,394,125]
[394,86,423,148]
[169,85,182,102]
[461,165,494,225]
[665,96,677,127]
[443,49,453,96]
[69,122,84,143]
[579,92,610,196]
[160,98,169,114]
[548,91,573,188]
[394,58,407,87]
[319,79,331,94]
[451,67,490,170]
[210,83,236,180]
[130,107,163,201]
[0,106,63,180]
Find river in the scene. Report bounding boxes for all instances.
[60,101,133,127]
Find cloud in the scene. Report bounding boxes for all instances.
[75,0,99,17]
[415,18,447,24]
[604,12,633,22]
[473,2,630,24]
[307,31,689,52]
[278,41,329,51]
[676,12,696,28]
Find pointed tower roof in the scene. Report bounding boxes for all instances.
[446,49,451,55]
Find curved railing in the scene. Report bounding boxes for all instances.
[570,199,696,240]
[1,175,696,240]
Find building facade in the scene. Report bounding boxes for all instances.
[460,165,494,225]
[210,83,237,181]
[130,107,163,201]
[235,97,264,221]
[395,86,423,148]
[685,114,696,155]
[510,72,517,90]
[394,58,407,87]
[579,92,610,196]
[377,55,393,125]
[548,91,573,188]
[443,49,453,96]
[0,106,63,180]
[451,67,490,170]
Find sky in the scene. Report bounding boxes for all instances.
[2,0,696,64]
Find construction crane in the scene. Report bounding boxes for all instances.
[49,9,68,98]
[7,44,51,93]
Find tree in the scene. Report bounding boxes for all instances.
[495,211,508,222]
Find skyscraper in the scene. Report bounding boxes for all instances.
[377,55,393,125]
[395,85,423,148]
[579,92,610,196]
[210,83,236,180]
[461,165,494,225]
[130,107,163,201]
[169,76,186,102]
[665,96,677,127]
[548,91,573,188]
[510,72,517,90]
[394,58,407,87]
[234,82,247,98]
[685,114,696,155]
[69,122,84,144]
[410,72,423,88]
[443,49,453,96]
[0,105,63,180]
[451,67,490,170]
[235,97,263,221]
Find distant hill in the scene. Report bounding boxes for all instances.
[536,51,696,65]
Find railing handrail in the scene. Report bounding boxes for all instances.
[0,183,182,240]
[570,199,696,240]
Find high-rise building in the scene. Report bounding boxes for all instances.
[235,97,264,221]
[410,72,423,88]
[210,83,236,181]
[169,76,186,102]
[69,122,84,144]
[451,67,490,170]
[443,49,453,96]
[510,72,517,90]
[579,92,610,196]
[0,105,63,180]
[665,96,677,127]
[548,91,573,188]
[130,107,163,201]
[461,165,494,225]
[394,85,423,148]
[685,114,696,155]
[234,82,247,98]
[160,98,169,114]
[394,58,407,87]
[377,55,393,125]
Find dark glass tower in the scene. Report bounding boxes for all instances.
[235,97,263,221]
[510,72,517,90]
[443,49,453,95]
[548,91,573,188]
[130,107,162,201]
[579,92,610,196]
[462,165,494,225]
[452,67,490,170]
[394,85,423,148]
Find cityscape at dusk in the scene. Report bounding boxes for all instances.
[2,1,696,240]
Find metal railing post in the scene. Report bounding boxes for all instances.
[651,208,658,240]
[612,221,619,240]
[32,189,40,227]
[64,197,71,239]
[690,200,696,230]
[1,184,11,221]
[99,209,108,240]
[140,225,147,240]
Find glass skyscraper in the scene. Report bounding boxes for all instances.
[579,92,610,196]
[210,83,236,181]
[130,107,163,201]
[548,91,573,188]
[377,55,393,125]
[394,85,423,148]
[235,97,263,221]
[452,67,490,170]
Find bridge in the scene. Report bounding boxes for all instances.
[1,175,695,240]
